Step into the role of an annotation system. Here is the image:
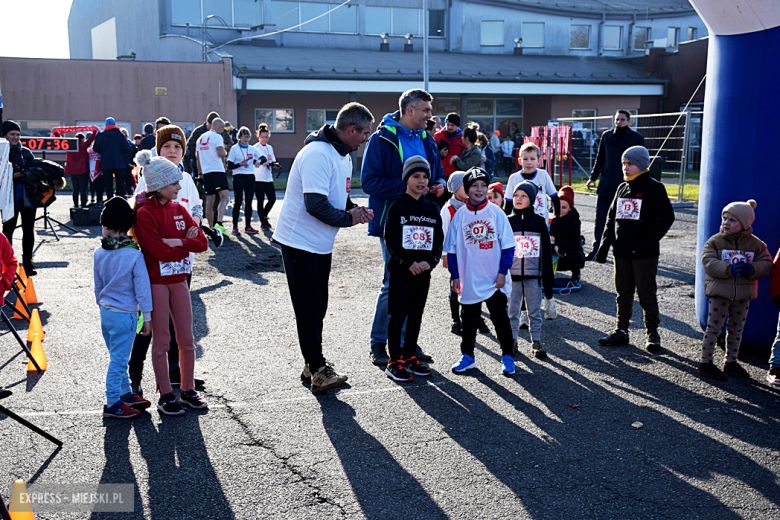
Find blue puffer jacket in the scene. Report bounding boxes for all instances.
[361,112,446,237]
[93,126,134,170]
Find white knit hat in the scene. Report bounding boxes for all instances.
[135,150,182,193]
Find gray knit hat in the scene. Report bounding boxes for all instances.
[402,155,430,184]
[622,145,651,172]
[448,171,466,194]
[513,180,538,202]
[135,150,182,192]
[723,199,757,230]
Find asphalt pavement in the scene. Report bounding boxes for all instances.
[1,190,779,519]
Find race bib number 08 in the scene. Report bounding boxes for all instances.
[515,235,540,258]
[616,198,642,220]
[722,250,754,264]
[402,225,433,251]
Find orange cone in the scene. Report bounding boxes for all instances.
[27,333,46,372]
[27,310,44,342]
[12,292,29,320]
[17,265,27,285]
[8,479,36,519]
[24,278,38,305]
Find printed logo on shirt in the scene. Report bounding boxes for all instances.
[515,235,540,258]
[402,225,433,251]
[159,257,192,276]
[616,197,642,220]
[722,250,755,264]
[463,219,496,247]
[534,195,546,218]
[198,137,210,151]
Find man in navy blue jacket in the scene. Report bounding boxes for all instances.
[93,117,134,198]
[361,89,446,366]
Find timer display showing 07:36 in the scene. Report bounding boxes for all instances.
[20,137,79,152]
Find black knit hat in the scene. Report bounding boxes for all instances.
[100,196,134,232]
[445,113,460,127]
[463,167,489,193]
[1,120,21,137]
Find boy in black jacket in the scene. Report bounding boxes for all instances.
[507,181,555,358]
[550,185,585,283]
[384,156,444,382]
[595,146,675,352]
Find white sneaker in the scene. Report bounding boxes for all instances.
[519,311,530,329]
[544,298,558,320]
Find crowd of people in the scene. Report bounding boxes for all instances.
[1,85,777,419]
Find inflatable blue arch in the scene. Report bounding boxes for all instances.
[693,0,780,345]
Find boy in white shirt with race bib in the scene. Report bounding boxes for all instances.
[444,167,518,376]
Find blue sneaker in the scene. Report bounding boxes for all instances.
[451,354,475,373]
[501,355,515,376]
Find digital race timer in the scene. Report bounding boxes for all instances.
[20,137,79,153]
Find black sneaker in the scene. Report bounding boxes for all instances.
[385,360,413,382]
[370,344,390,366]
[405,356,432,376]
[212,231,225,248]
[414,345,433,362]
[585,251,597,262]
[301,364,311,384]
[179,389,208,409]
[477,318,490,334]
[451,321,463,336]
[598,329,630,346]
[532,341,547,359]
[645,331,661,353]
[157,393,185,415]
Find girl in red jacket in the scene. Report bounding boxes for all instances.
[133,151,209,415]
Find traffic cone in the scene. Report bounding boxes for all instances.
[26,311,44,342]
[27,334,46,372]
[7,479,35,519]
[12,292,29,321]
[23,278,37,305]
[17,265,27,286]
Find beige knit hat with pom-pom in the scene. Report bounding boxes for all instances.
[723,199,757,230]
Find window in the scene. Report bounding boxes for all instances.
[603,25,622,50]
[234,0,264,28]
[16,120,64,138]
[570,25,590,49]
[522,22,544,48]
[481,21,504,47]
[429,10,445,38]
[668,27,679,47]
[172,0,263,27]
[633,27,650,50]
[172,0,201,26]
[434,98,522,139]
[307,110,339,132]
[255,109,294,133]
[687,27,697,41]
[571,110,596,130]
[364,6,421,36]
[272,1,357,33]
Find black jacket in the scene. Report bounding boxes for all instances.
[590,127,645,198]
[507,206,554,299]
[550,207,584,258]
[140,134,156,151]
[384,192,443,274]
[93,127,134,170]
[596,172,675,261]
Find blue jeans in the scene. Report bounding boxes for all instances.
[370,237,406,347]
[770,317,780,367]
[100,307,136,404]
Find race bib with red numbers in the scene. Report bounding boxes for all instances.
[616,198,642,220]
[722,250,754,263]
[463,219,496,247]
[402,225,433,251]
[515,235,540,258]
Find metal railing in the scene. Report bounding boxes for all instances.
[556,111,703,202]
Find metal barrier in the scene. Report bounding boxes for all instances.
[556,111,702,202]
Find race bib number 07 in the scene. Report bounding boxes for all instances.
[402,225,433,251]
[515,235,540,258]
[463,219,496,247]
[722,250,754,264]
[159,257,192,277]
[616,198,642,220]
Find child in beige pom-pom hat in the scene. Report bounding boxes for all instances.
[698,199,772,381]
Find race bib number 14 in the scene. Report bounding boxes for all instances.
[515,235,540,258]
[616,198,642,220]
